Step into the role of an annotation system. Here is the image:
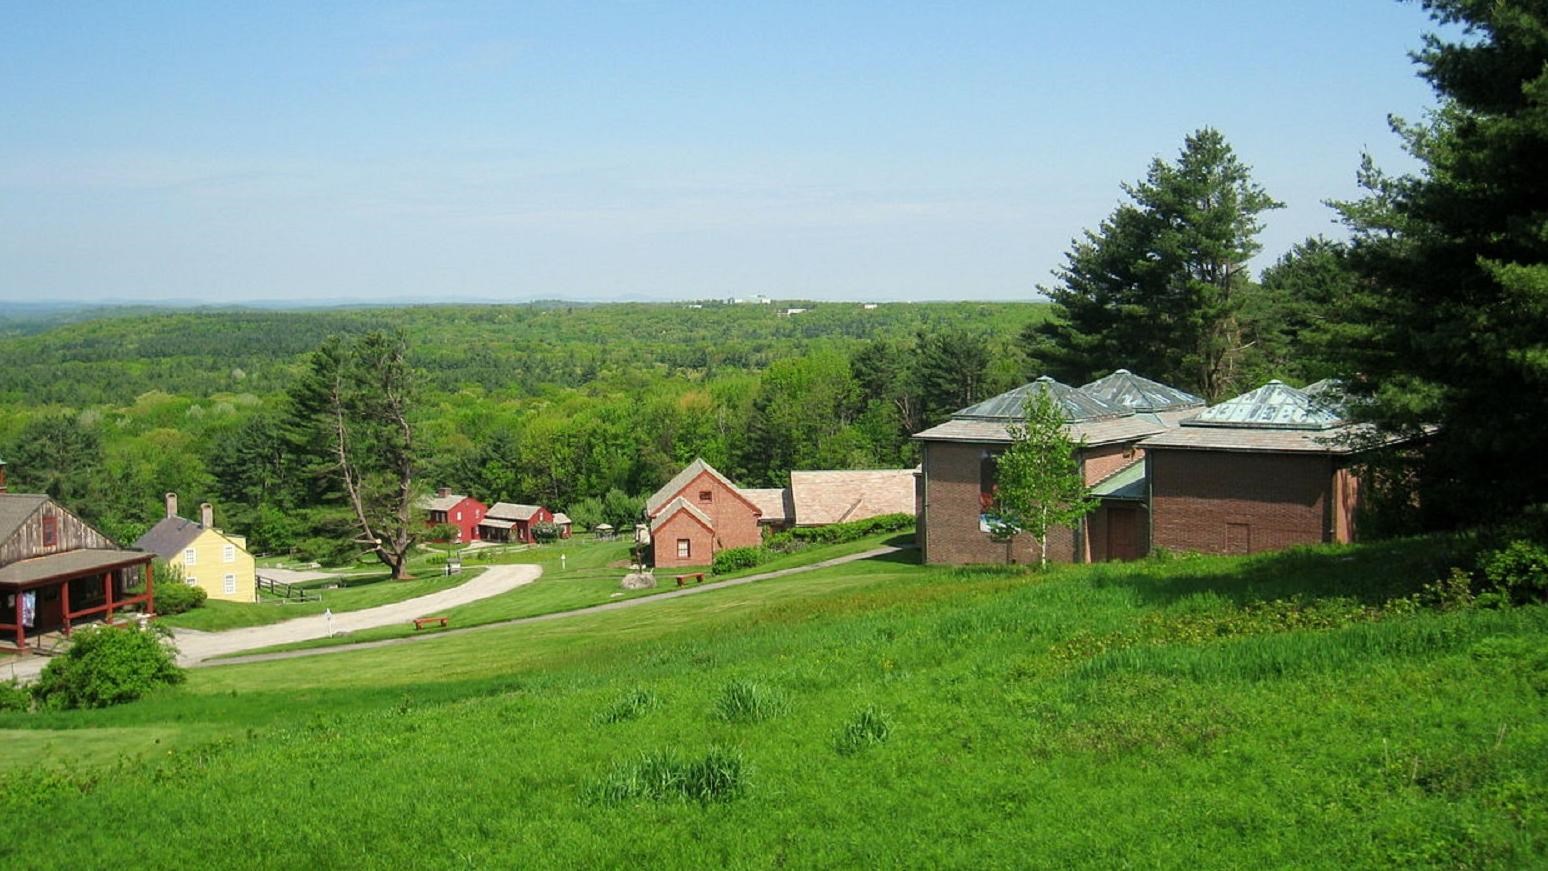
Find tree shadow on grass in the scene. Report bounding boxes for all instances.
[1088,535,1461,609]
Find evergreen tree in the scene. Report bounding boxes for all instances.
[1240,236,1359,384]
[1333,0,1548,525]
[1026,128,1282,400]
[916,329,992,424]
[987,391,1098,568]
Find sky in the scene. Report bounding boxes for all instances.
[0,1,1445,304]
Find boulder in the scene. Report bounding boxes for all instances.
[620,572,657,590]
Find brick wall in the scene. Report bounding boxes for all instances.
[1082,442,1139,485]
[652,511,716,569]
[656,471,762,551]
[919,441,1077,565]
[1150,449,1334,555]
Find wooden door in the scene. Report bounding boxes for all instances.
[1106,507,1142,561]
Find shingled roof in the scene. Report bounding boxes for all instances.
[487,503,544,522]
[788,469,916,526]
[1079,370,1205,414]
[133,516,208,559]
[646,458,746,517]
[649,497,713,533]
[740,488,793,524]
[0,494,49,551]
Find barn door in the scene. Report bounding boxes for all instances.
[1106,507,1142,561]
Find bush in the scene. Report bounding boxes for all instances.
[0,680,32,713]
[32,625,184,710]
[786,513,914,546]
[155,580,207,615]
[712,546,769,575]
[531,521,562,543]
[1481,539,1548,604]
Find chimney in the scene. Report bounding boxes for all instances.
[165,492,178,519]
[438,487,452,499]
[200,502,214,529]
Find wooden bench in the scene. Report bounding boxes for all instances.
[674,572,706,588]
[413,616,449,631]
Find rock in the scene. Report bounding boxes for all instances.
[620,572,657,590]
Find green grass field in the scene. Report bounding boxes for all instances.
[0,537,1544,868]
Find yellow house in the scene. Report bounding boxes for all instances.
[133,494,257,603]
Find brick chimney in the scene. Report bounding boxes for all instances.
[438,487,452,498]
[201,502,214,528]
[165,492,178,519]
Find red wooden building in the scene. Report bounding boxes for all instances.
[481,503,553,544]
[0,482,155,652]
[419,488,487,543]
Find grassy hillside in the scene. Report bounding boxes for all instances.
[0,540,1544,867]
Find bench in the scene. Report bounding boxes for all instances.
[413,616,449,631]
[674,572,705,588]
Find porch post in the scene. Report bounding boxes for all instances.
[62,579,71,636]
[13,591,24,651]
[104,570,116,623]
[146,561,155,614]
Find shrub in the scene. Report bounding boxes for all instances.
[712,679,786,724]
[1481,539,1548,604]
[597,688,660,724]
[835,705,892,755]
[32,625,184,710]
[588,747,747,804]
[531,521,562,543]
[787,513,914,546]
[712,546,768,575]
[155,580,207,616]
[0,680,32,713]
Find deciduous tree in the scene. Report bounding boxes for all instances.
[987,390,1097,568]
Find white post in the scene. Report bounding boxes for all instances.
[561,554,567,572]
[324,608,334,638]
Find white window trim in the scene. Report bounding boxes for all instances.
[223,574,237,594]
[184,548,197,566]
[677,539,691,559]
[223,544,235,563]
[186,576,198,587]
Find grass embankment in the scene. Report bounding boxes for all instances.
[227,532,903,657]
[1,538,1545,867]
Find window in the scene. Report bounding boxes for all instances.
[186,576,198,587]
[184,548,197,566]
[677,539,691,559]
[223,574,237,595]
[223,544,236,563]
[455,511,462,521]
[41,514,57,547]
[698,490,713,503]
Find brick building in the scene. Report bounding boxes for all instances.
[646,459,763,568]
[914,375,1182,566]
[1141,380,1383,555]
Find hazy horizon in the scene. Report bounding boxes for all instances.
[3,2,1442,304]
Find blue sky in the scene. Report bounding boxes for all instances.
[1,1,1443,303]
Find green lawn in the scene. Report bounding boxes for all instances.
[154,569,475,632]
[224,532,905,656]
[0,538,1544,867]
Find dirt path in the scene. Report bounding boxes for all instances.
[208,545,905,668]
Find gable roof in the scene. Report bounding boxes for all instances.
[551,512,572,526]
[914,414,1164,447]
[418,492,470,513]
[1185,380,1344,431]
[788,470,916,526]
[645,458,760,518]
[133,516,210,559]
[487,502,544,522]
[1090,459,1147,501]
[740,488,792,524]
[1079,370,1206,414]
[649,497,713,534]
[0,494,49,550]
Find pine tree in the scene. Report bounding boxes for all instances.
[1026,128,1282,400]
[1333,0,1548,525]
[987,390,1098,568]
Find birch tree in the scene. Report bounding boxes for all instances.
[987,390,1097,568]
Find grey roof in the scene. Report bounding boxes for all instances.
[133,516,207,559]
[915,414,1165,447]
[0,494,49,550]
[952,376,1130,423]
[740,488,793,524]
[649,497,713,533]
[646,458,746,516]
[487,502,544,522]
[551,512,572,526]
[0,548,151,588]
[1184,380,1344,430]
[1090,459,1147,501]
[418,492,468,512]
[1141,421,1409,454]
[1080,369,1205,414]
[478,517,515,530]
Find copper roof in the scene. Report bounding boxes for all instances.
[0,548,152,588]
[1089,458,1147,500]
[953,376,1130,423]
[788,470,916,526]
[1185,380,1344,430]
[1080,369,1205,414]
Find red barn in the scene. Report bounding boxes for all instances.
[419,488,487,543]
[481,503,553,544]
